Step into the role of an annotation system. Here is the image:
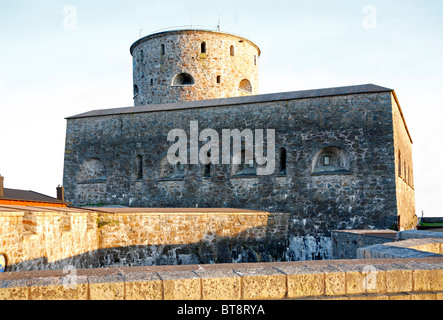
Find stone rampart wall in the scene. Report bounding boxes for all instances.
[331,230,397,259]
[0,206,289,272]
[1,258,442,300]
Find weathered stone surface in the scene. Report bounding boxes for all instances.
[377,264,413,293]
[88,274,125,300]
[130,29,260,106]
[122,271,162,300]
[29,275,88,300]
[0,278,28,300]
[194,268,241,300]
[322,266,346,296]
[233,267,286,299]
[158,271,201,300]
[276,265,325,298]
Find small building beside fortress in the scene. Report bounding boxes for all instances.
[62,28,417,260]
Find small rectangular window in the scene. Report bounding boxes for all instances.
[323,155,330,166]
[216,75,221,84]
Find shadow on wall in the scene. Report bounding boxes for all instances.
[7,229,290,272]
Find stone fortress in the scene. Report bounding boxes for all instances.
[1,28,443,301]
[63,28,416,258]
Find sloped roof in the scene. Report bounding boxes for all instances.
[0,188,67,205]
[66,84,393,119]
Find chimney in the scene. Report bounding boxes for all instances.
[0,175,4,198]
[56,185,65,202]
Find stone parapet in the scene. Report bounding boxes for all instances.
[357,238,443,259]
[1,258,442,300]
[0,205,289,272]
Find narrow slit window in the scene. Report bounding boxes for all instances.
[279,148,287,175]
[398,151,402,177]
[201,42,206,53]
[136,155,143,180]
[230,45,235,56]
[204,163,211,178]
[216,75,221,84]
[161,44,165,56]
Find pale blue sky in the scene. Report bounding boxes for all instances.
[0,0,442,217]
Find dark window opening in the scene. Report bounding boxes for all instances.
[150,79,154,86]
[161,44,165,56]
[279,148,287,175]
[136,155,143,180]
[230,45,235,56]
[133,85,139,97]
[216,75,221,84]
[172,73,195,86]
[201,42,206,53]
[204,163,211,178]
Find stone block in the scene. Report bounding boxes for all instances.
[0,278,28,300]
[194,268,241,300]
[412,264,443,292]
[377,264,413,293]
[409,292,436,300]
[29,275,88,300]
[88,274,125,300]
[322,266,346,296]
[234,267,286,299]
[158,271,201,300]
[276,265,324,298]
[122,271,162,300]
[336,264,386,295]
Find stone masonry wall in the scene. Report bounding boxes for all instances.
[63,91,410,260]
[391,95,417,230]
[131,30,260,105]
[0,206,289,272]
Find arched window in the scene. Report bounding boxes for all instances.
[159,156,185,180]
[232,150,256,177]
[136,155,143,180]
[279,148,287,175]
[172,73,195,86]
[230,45,235,56]
[239,79,252,93]
[201,42,206,53]
[78,158,106,183]
[312,147,351,176]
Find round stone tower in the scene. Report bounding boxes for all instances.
[130,28,260,106]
